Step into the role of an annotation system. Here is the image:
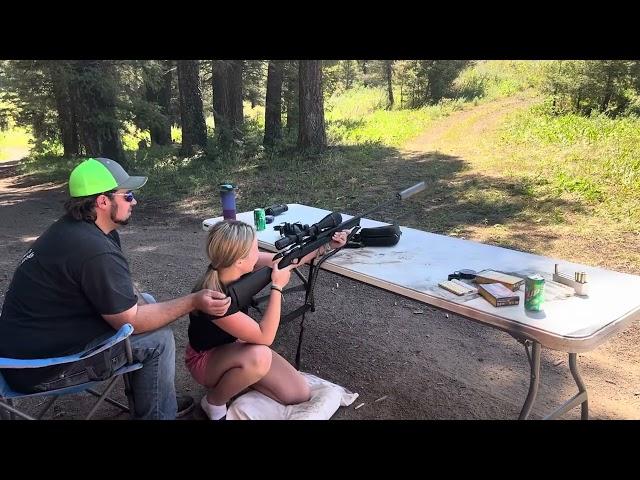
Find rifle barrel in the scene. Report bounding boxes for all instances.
[398,181,426,200]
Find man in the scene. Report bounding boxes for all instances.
[0,157,231,419]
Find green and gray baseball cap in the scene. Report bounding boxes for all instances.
[68,157,148,198]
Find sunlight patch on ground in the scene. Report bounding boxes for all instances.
[131,245,159,253]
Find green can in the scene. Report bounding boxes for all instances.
[524,274,545,311]
[253,208,266,231]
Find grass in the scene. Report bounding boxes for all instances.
[454,60,548,102]
[407,93,640,272]
[325,86,466,147]
[496,106,640,231]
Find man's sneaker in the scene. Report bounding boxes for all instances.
[176,394,196,418]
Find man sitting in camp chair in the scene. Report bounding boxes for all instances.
[0,157,231,419]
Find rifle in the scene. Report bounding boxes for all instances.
[225,181,426,313]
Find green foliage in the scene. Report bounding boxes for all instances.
[243,60,267,108]
[324,60,364,95]
[323,60,392,98]
[325,86,387,117]
[16,152,76,182]
[243,101,265,129]
[402,60,469,107]
[540,60,640,116]
[121,122,151,151]
[1,60,60,144]
[119,60,169,134]
[454,60,547,101]
[452,59,640,117]
[498,105,640,226]
[116,60,174,142]
[171,124,182,144]
[322,60,343,97]
[28,137,64,158]
[553,171,603,202]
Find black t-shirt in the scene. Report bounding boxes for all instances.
[0,215,137,375]
[188,300,249,352]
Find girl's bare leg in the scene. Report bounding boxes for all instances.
[252,350,311,405]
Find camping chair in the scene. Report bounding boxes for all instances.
[0,323,142,420]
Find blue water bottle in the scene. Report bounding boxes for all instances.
[219,183,237,220]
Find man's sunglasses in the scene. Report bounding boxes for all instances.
[110,191,135,202]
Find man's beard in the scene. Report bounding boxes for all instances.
[110,203,130,226]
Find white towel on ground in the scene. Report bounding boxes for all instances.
[226,373,359,420]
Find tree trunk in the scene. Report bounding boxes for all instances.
[212,60,243,143]
[177,60,207,155]
[96,62,124,163]
[49,62,79,158]
[385,60,394,110]
[343,60,354,89]
[212,60,229,132]
[284,60,299,134]
[263,60,283,146]
[72,60,125,164]
[228,60,243,137]
[600,72,614,112]
[297,60,326,150]
[360,60,369,87]
[148,60,172,146]
[212,60,232,143]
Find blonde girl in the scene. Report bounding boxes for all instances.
[186,219,347,419]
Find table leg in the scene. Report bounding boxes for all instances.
[518,340,541,420]
[570,353,589,420]
[543,352,588,420]
[516,339,589,420]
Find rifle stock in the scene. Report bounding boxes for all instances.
[225,266,273,313]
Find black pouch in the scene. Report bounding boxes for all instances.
[347,224,402,248]
[19,341,128,394]
[81,341,128,381]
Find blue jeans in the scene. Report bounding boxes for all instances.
[128,293,177,420]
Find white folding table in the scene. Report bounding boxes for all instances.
[203,204,640,419]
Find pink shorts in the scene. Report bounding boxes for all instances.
[184,343,215,386]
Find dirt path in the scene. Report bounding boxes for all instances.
[403,95,532,155]
[2,99,639,420]
[0,147,30,162]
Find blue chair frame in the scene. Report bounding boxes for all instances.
[0,323,142,420]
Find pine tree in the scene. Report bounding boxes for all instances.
[264,60,284,146]
[177,60,207,155]
[297,60,326,150]
[72,60,125,163]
